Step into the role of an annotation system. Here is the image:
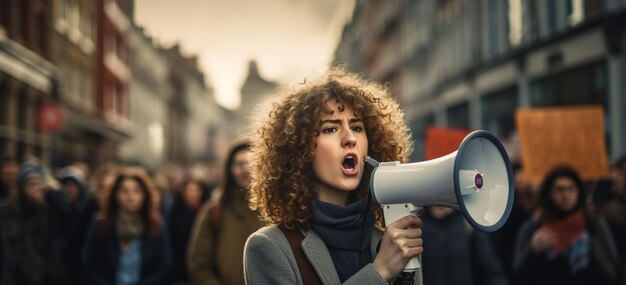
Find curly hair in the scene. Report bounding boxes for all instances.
[248,68,413,228]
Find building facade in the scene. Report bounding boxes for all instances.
[0,0,55,162]
[335,0,626,162]
[91,0,132,166]
[162,44,228,164]
[49,0,104,168]
[119,24,171,169]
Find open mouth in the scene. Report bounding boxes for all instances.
[342,155,356,171]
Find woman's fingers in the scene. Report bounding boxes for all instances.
[388,215,422,230]
[373,215,425,282]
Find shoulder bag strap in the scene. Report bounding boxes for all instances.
[279,225,323,285]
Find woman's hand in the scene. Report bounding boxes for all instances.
[530,229,556,253]
[373,215,423,282]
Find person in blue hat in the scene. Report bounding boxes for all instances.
[0,162,68,285]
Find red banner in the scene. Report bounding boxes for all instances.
[425,127,473,160]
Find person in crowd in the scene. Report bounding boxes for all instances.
[58,165,89,223]
[604,161,626,284]
[156,164,184,220]
[0,161,67,284]
[0,157,18,200]
[168,177,210,284]
[89,164,121,210]
[243,69,423,284]
[187,140,264,285]
[422,206,508,285]
[489,162,532,279]
[58,165,97,285]
[512,166,621,285]
[82,166,172,285]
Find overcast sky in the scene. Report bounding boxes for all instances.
[135,0,355,110]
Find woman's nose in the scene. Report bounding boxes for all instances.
[342,130,357,148]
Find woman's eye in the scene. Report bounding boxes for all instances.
[322,127,337,133]
[351,125,363,132]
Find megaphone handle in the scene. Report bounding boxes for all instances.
[382,203,423,271]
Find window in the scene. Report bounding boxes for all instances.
[484,0,509,58]
[530,61,607,107]
[10,0,24,41]
[547,0,557,32]
[69,0,79,29]
[446,102,470,129]
[508,0,523,46]
[481,87,518,137]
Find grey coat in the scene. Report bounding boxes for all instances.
[244,225,423,285]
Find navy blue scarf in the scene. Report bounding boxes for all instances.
[309,197,375,282]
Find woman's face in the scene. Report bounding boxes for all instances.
[549,176,579,212]
[231,151,251,189]
[312,100,368,205]
[183,182,202,208]
[117,178,146,214]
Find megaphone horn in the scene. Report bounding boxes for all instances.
[365,130,514,272]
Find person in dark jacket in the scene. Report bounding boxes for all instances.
[489,162,533,280]
[0,162,67,285]
[512,166,621,285]
[168,177,209,284]
[422,206,508,285]
[58,165,100,285]
[82,166,172,285]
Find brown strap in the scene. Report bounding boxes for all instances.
[279,226,323,285]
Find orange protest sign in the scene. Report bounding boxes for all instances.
[515,106,609,183]
[425,127,472,160]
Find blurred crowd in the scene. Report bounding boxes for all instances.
[0,142,625,285]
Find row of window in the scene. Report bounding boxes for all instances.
[410,60,608,161]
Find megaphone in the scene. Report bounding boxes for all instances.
[365,130,514,274]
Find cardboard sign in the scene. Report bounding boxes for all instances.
[515,106,609,183]
[425,127,472,160]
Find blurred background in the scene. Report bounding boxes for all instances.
[1,1,626,285]
[1,0,624,170]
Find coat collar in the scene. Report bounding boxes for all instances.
[300,227,383,285]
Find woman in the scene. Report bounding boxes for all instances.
[512,166,621,285]
[187,140,265,285]
[0,162,67,285]
[82,167,172,285]
[168,177,209,284]
[244,69,423,284]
